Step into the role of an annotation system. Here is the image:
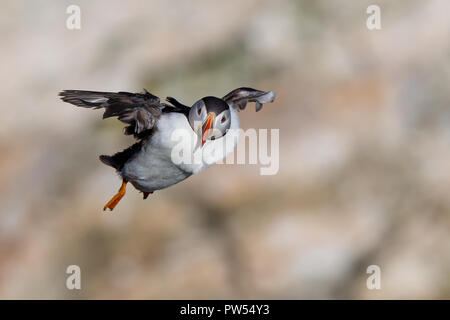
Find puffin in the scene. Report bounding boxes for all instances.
[59,87,276,211]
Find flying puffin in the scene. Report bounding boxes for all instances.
[59,87,276,211]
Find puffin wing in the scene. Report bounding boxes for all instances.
[223,87,276,112]
[59,89,165,137]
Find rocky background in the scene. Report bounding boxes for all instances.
[0,0,449,299]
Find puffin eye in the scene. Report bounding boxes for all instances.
[221,116,227,124]
[197,107,201,116]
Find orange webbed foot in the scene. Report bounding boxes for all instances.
[103,181,127,211]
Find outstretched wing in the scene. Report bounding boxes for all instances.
[223,87,276,112]
[59,89,165,137]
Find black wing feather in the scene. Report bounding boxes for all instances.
[59,89,164,137]
[223,87,276,112]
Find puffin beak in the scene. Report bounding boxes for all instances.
[201,113,215,146]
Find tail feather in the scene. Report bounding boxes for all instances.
[99,141,143,171]
[99,155,120,170]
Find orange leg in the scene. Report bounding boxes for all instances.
[103,181,127,211]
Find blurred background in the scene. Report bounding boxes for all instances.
[0,0,449,299]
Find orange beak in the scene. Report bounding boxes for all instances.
[201,113,215,146]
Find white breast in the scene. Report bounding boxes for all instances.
[121,106,240,192]
[170,106,240,174]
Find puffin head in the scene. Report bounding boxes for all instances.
[188,96,231,147]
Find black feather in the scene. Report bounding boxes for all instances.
[59,89,165,138]
[99,141,143,171]
[222,87,276,112]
